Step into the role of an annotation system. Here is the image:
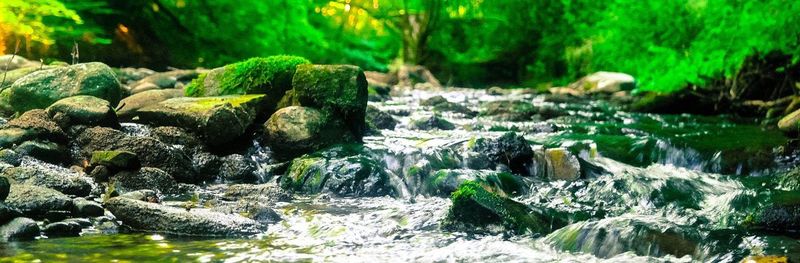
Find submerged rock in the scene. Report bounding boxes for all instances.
[134,95,265,147]
[0,217,40,241]
[426,169,527,197]
[4,184,73,218]
[545,216,702,259]
[264,106,354,160]
[286,64,368,139]
[7,62,123,113]
[105,197,263,236]
[282,146,395,197]
[76,127,196,183]
[115,89,184,119]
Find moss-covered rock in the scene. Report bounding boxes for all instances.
[45,95,119,128]
[134,95,265,147]
[4,184,73,219]
[7,62,123,113]
[778,108,800,133]
[0,109,67,147]
[409,115,456,130]
[282,146,395,197]
[288,64,368,139]
[264,106,353,160]
[3,166,92,197]
[365,105,397,132]
[426,169,526,197]
[442,180,548,234]
[90,150,140,171]
[110,167,180,195]
[116,89,184,119]
[544,148,581,181]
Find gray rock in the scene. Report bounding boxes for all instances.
[366,105,397,131]
[3,166,93,197]
[45,95,119,128]
[466,132,534,176]
[7,62,123,113]
[1,109,67,147]
[192,152,221,182]
[76,127,196,183]
[105,197,263,236]
[0,202,22,224]
[409,115,455,130]
[544,148,581,181]
[4,184,73,218]
[14,140,69,164]
[264,106,354,160]
[0,217,40,241]
[118,189,159,203]
[72,197,105,217]
[43,221,82,237]
[0,149,21,166]
[116,89,184,119]
[221,184,292,204]
[219,155,257,183]
[111,167,179,195]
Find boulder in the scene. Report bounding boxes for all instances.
[465,132,534,175]
[192,152,222,182]
[282,146,395,197]
[0,217,40,241]
[1,109,67,147]
[45,95,119,128]
[545,216,701,258]
[132,69,199,90]
[544,148,581,181]
[76,127,196,183]
[3,166,93,197]
[219,154,257,183]
[753,204,800,232]
[133,95,265,147]
[115,89,184,119]
[287,64,368,139]
[778,108,800,133]
[90,150,141,171]
[422,95,476,116]
[0,149,20,166]
[7,62,123,113]
[42,221,82,237]
[426,169,526,197]
[14,140,69,164]
[221,184,292,204]
[0,55,35,71]
[4,184,73,218]
[104,197,263,236]
[0,203,23,224]
[264,106,353,159]
[72,197,105,217]
[185,56,309,101]
[480,101,537,121]
[566,71,635,94]
[111,167,180,195]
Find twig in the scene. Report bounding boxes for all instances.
[71,41,79,65]
[0,40,21,90]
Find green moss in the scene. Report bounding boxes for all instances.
[186,55,310,97]
[443,180,548,234]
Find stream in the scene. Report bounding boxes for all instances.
[1,87,798,262]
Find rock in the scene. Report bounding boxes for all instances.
[426,169,526,197]
[545,216,701,258]
[366,105,397,131]
[466,132,534,175]
[219,154,257,183]
[133,95,265,147]
[3,166,93,196]
[0,175,8,201]
[7,62,123,113]
[90,150,141,171]
[185,56,308,102]
[740,256,789,263]
[211,203,282,225]
[221,184,292,204]
[14,140,69,164]
[111,167,180,195]
[114,67,156,84]
[367,84,391,102]
[544,148,581,181]
[45,95,119,128]
[72,197,105,217]
[150,126,203,150]
[104,197,263,236]
[0,55,34,71]
[0,217,40,241]
[129,82,160,94]
[777,167,800,191]
[264,106,354,160]
[753,204,800,232]
[420,95,448,107]
[288,64,368,139]
[442,180,548,234]
[76,127,196,183]
[192,152,221,182]
[0,66,59,90]
[282,146,395,197]
[422,95,476,116]
[118,190,159,203]
[4,184,73,218]
[566,71,635,95]
[480,101,537,121]
[89,165,110,182]
[778,108,800,133]
[409,115,456,130]
[0,149,21,166]
[1,109,67,147]
[0,203,23,224]
[43,221,82,237]
[116,89,185,119]
[133,70,199,90]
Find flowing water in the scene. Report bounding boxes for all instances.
[1,87,799,262]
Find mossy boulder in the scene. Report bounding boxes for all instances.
[264,106,353,160]
[409,115,456,130]
[442,180,549,234]
[3,166,92,197]
[282,146,395,197]
[45,95,119,128]
[116,89,184,119]
[7,62,123,113]
[14,140,69,165]
[426,169,526,197]
[365,105,397,132]
[90,150,140,171]
[287,64,368,139]
[544,148,581,181]
[4,184,73,219]
[134,95,265,147]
